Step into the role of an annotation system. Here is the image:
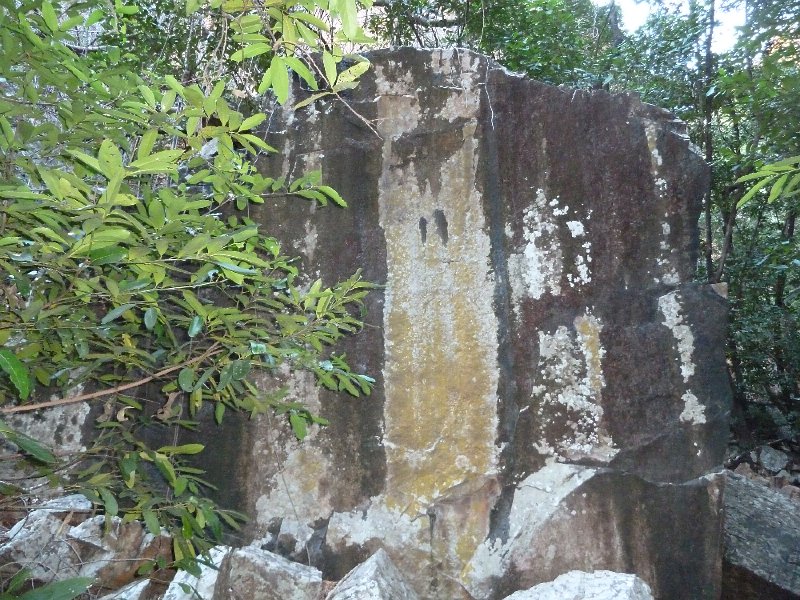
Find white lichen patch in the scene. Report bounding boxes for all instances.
[464,460,596,597]
[568,243,593,287]
[680,391,707,425]
[327,500,429,552]
[530,311,617,462]
[657,292,695,382]
[508,193,594,299]
[566,221,585,237]
[644,120,663,171]
[658,292,707,426]
[508,190,563,301]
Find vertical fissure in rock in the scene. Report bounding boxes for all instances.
[481,69,519,545]
[433,209,448,245]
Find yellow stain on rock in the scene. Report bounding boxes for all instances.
[574,312,605,396]
[377,98,499,519]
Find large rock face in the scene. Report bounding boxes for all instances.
[205,48,728,599]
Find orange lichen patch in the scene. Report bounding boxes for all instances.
[574,312,604,395]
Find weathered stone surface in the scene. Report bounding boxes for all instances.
[96,579,150,600]
[212,546,322,600]
[751,445,790,474]
[502,570,653,600]
[163,545,230,600]
[0,404,95,492]
[722,473,800,599]
[325,548,419,599]
[0,509,169,590]
[196,48,726,599]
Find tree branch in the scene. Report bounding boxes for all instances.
[1,344,222,415]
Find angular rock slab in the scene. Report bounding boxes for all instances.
[212,546,322,600]
[722,474,800,599]
[503,570,653,600]
[326,548,419,599]
[207,48,728,599]
[164,545,230,600]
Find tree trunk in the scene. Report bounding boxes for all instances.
[703,0,716,281]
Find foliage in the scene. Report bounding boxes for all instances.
[368,0,623,86]
[0,571,92,600]
[736,156,800,208]
[0,0,374,576]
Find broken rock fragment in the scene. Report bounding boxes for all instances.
[325,548,419,600]
[502,570,654,600]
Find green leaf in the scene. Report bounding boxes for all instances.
[164,75,185,95]
[229,360,250,381]
[0,349,31,400]
[178,368,196,392]
[66,149,101,173]
[85,9,104,26]
[138,85,156,108]
[257,68,273,95]
[137,129,158,160]
[157,443,204,455]
[41,1,59,32]
[336,59,370,84]
[144,307,158,330]
[7,568,31,594]
[285,57,319,91]
[737,177,772,208]
[290,12,330,32]
[250,341,268,354]
[289,412,307,439]
[768,173,789,203]
[239,113,266,132]
[100,303,135,325]
[129,149,183,174]
[294,92,331,110]
[98,139,124,179]
[337,0,359,38]
[99,487,119,517]
[218,362,234,388]
[271,56,289,105]
[142,509,161,536]
[0,420,57,464]
[88,245,128,265]
[18,577,93,600]
[322,51,338,85]
[187,315,203,337]
[231,42,271,62]
[318,185,347,207]
[154,453,176,484]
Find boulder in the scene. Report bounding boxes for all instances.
[503,570,653,600]
[177,48,727,599]
[212,546,322,600]
[751,445,790,474]
[722,473,800,599]
[325,549,419,600]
